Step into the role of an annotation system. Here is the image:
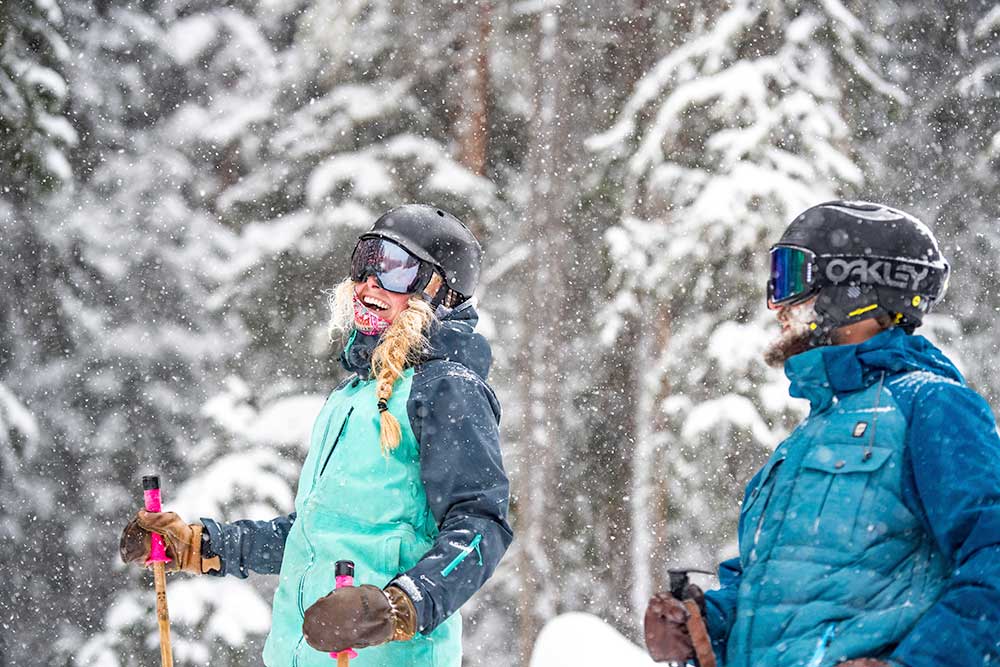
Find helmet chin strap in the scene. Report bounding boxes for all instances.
[421,271,452,309]
[809,288,896,346]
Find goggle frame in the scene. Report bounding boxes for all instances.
[350,236,437,295]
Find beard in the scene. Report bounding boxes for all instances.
[763,302,819,368]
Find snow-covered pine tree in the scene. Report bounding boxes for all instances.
[860,1,1000,404]
[0,0,76,203]
[952,5,1000,397]
[587,0,908,625]
[0,1,294,664]
[193,0,503,389]
[68,1,505,665]
[0,1,87,663]
[4,1,249,664]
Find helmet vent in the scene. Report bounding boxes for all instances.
[436,209,445,217]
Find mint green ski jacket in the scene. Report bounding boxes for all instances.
[203,305,513,667]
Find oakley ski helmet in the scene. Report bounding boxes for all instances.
[767,200,950,337]
[355,204,482,304]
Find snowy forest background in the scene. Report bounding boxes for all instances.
[2,1,1000,665]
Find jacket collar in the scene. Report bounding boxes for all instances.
[340,329,378,376]
[784,327,964,411]
[338,302,492,379]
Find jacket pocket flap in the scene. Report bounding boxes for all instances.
[802,444,892,473]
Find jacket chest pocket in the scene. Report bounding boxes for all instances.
[785,443,894,546]
[310,407,354,487]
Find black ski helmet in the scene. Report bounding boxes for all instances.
[769,200,950,337]
[360,204,482,302]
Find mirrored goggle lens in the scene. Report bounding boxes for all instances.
[351,238,423,293]
[769,246,814,304]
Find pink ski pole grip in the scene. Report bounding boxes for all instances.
[330,560,358,661]
[143,475,170,564]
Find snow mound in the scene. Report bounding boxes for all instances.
[530,613,655,667]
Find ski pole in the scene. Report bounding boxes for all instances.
[668,568,716,667]
[330,560,358,667]
[143,475,174,667]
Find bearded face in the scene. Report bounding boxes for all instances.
[763,299,818,368]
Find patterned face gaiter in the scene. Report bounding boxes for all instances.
[353,293,392,336]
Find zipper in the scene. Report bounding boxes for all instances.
[751,458,785,550]
[318,407,353,479]
[805,624,836,667]
[293,507,324,666]
[741,454,787,667]
[293,524,318,667]
[441,534,483,577]
[296,515,319,616]
[298,408,353,612]
[292,404,354,666]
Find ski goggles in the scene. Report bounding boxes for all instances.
[768,244,951,307]
[350,236,436,294]
[767,245,817,306]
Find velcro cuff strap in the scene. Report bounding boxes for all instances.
[201,555,221,574]
[385,585,417,641]
[189,524,220,574]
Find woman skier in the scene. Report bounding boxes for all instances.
[121,204,513,667]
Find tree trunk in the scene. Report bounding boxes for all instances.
[514,4,571,661]
[457,0,491,176]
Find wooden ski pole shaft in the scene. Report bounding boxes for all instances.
[682,600,716,667]
[143,475,174,667]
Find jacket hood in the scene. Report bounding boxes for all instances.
[339,302,493,380]
[784,327,964,410]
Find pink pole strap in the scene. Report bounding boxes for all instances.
[330,561,358,660]
[142,476,171,565]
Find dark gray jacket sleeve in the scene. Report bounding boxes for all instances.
[201,513,295,578]
[391,362,513,633]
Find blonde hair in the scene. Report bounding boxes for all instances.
[327,278,435,456]
[327,279,357,339]
[372,296,434,455]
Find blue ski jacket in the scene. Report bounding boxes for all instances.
[201,304,513,655]
[704,328,1000,667]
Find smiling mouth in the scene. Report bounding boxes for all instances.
[362,295,390,312]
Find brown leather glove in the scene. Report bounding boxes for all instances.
[644,591,695,663]
[119,510,220,574]
[836,660,889,667]
[302,584,417,653]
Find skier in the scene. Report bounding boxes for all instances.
[120,204,513,667]
[645,201,1000,667]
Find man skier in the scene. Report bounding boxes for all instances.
[645,201,1000,667]
[121,204,513,667]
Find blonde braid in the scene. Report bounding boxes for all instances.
[371,297,435,456]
